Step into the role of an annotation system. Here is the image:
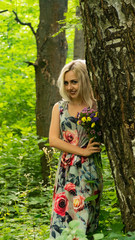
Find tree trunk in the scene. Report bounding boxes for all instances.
[80,0,135,232]
[35,0,67,183]
[74,6,85,60]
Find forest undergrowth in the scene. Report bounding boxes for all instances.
[1,2,135,238]
[0,133,135,239]
[0,78,134,239]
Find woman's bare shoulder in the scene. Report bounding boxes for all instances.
[51,102,59,116]
[53,102,59,108]
[53,100,67,111]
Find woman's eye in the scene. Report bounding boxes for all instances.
[64,80,78,85]
[64,81,68,86]
[71,80,78,84]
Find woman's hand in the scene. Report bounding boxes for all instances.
[82,137,101,157]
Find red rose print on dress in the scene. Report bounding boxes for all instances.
[63,130,79,145]
[54,192,68,217]
[81,156,87,164]
[64,182,76,195]
[61,153,74,168]
[73,195,85,212]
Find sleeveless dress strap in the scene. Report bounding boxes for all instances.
[58,100,68,113]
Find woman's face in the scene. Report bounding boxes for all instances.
[64,70,80,100]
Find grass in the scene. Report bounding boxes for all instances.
[0,142,135,239]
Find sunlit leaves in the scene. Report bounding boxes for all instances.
[0,1,14,12]
[1,0,135,239]
[65,0,80,28]
[0,0,37,126]
[0,2,43,237]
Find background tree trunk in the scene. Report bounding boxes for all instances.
[74,27,85,60]
[35,0,67,183]
[74,6,85,59]
[74,6,85,60]
[80,0,135,232]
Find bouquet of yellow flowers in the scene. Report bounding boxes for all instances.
[77,107,102,168]
[77,108,102,142]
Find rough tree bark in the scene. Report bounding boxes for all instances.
[74,6,85,60]
[80,0,135,232]
[35,0,67,183]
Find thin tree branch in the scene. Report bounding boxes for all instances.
[12,10,36,36]
[0,10,8,14]
[25,61,38,67]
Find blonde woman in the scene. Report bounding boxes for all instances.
[49,60,103,239]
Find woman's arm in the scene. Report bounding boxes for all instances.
[49,103,100,157]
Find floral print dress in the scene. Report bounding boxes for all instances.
[50,101,103,239]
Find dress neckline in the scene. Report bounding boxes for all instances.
[66,101,90,119]
[65,101,78,119]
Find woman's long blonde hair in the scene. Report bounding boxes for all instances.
[57,59,96,109]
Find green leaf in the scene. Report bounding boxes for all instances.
[57,238,64,240]
[85,180,96,184]
[127,231,135,236]
[93,233,104,240]
[61,228,71,235]
[107,232,124,239]
[67,236,73,240]
[73,228,86,237]
[69,220,80,229]
[34,214,42,218]
[111,223,124,232]
[85,194,98,202]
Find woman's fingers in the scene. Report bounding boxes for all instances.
[84,138,101,156]
[88,141,100,147]
[90,142,100,147]
[84,145,101,156]
[87,144,101,152]
[88,138,100,146]
[89,137,95,143]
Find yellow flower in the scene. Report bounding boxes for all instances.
[73,198,80,207]
[91,122,95,128]
[77,121,80,125]
[81,117,86,122]
[86,117,91,122]
[94,112,98,117]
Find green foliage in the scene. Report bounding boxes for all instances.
[0,1,135,239]
[46,220,88,240]
[62,0,82,30]
[66,27,75,63]
[93,233,104,240]
[0,1,49,239]
[53,0,81,36]
[89,149,123,240]
[52,0,82,63]
[0,0,39,130]
[0,132,51,239]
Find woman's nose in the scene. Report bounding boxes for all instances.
[67,83,72,90]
